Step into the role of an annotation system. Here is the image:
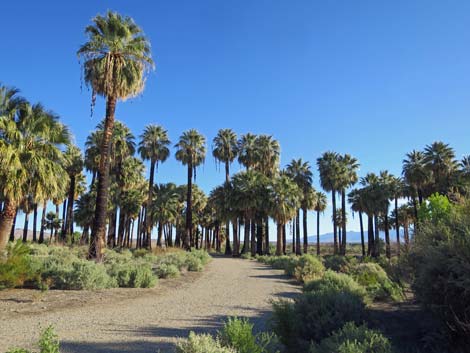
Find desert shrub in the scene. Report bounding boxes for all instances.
[157,252,188,270]
[309,322,392,353]
[323,255,356,274]
[176,332,236,353]
[190,249,211,265]
[105,261,156,288]
[351,263,403,301]
[303,270,368,303]
[155,263,180,278]
[293,255,324,283]
[240,252,252,260]
[6,326,59,353]
[184,251,210,272]
[272,289,365,349]
[132,248,150,258]
[0,241,34,289]
[218,317,278,353]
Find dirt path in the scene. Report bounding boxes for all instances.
[0,257,300,353]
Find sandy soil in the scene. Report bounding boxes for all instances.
[0,257,300,353]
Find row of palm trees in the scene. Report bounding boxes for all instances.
[2,11,470,262]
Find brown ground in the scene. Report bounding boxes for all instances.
[0,257,300,353]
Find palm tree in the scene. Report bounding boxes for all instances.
[403,150,429,206]
[317,152,341,254]
[388,176,403,256]
[62,145,84,241]
[138,124,170,248]
[0,89,69,250]
[337,154,359,255]
[348,188,366,257]
[45,212,61,244]
[212,128,238,255]
[360,173,381,257]
[286,158,313,254]
[175,129,206,249]
[313,191,327,255]
[423,141,458,195]
[78,11,154,261]
[270,175,301,255]
[238,133,258,171]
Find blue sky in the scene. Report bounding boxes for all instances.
[2,0,470,236]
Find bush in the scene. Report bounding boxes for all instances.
[303,270,368,304]
[0,241,34,289]
[323,255,356,274]
[351,263,403,301]
[6,326,60,353]
[272,289,365,349]
[293,255,324,283]
[155,263,180,279]
[218,317,278,353]
[105,261,157,288]
[176,332,236,353]
[310,322,392,353]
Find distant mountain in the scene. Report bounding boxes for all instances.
[287,230,405,244]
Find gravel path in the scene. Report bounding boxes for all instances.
[0,257,300,353]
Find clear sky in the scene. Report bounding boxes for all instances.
[2,0,470,235]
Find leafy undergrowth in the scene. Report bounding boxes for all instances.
[0,242,211,290]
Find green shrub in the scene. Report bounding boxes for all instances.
[132,248,150,258]
[294,255,324,283]
[157,252,188,270]
[176,332,236,353]
[272,289,365,348]
[324,255,356,273]
[155,263,180,278]
[303,270,368,304]
[6,326,59,353]
[218,317,278,353]
[351,263,403,301]
[105,261,157,288]
[0,241,34,289]
[310,322,392,353]
[240,253,252,260]
[185,254,204,272]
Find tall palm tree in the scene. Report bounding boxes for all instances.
[62,145,84,241]
[403,150,429,206]
[388,176,403,256]
[270,175,301,255]
[238,133,258,171]
[317,152,341,254]
[313,191,327,255]
[175,129,206,249]
[360,173,381,257]
[78,11,154,261]
[423,141,458,195]
[0,90,69,250]
[138,124,170,248]
[286,158,313,254]
[337,154,359,255]
[212,128,238,255]
[348,188,366,257]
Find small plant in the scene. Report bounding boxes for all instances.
[323,255,357,273]
[310,322,392,353]
[176,332,236,353]
[0,241,33,289]
[6,326,60,353]
[155,263,180,278]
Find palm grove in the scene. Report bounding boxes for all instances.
[1,11,470,264]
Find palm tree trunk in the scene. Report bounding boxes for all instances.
[316,210,320,256]
[130,219,135,248]
[232,219,238,256]
[332,190,338,254]
[276,222,283,255]
[65,175,76,241]
[359,211,365,257]
[54,204,60,241]
[9,207,18,242]
[302,207,308,254]
[23,211,30,242]
[32,204,38,242]
[282,224,287,255]
[367,215,374,256]
[250,219,256,256]
[256,220,263,255]
[145,160,156,249]
[374,214,380,257]
[117,208,126,247]
[265,216,270,255]
[107,210,117,248]
[0,200,17,250]
[384,214,391,259]
[295,210,301,255]
[39,201,47,244]
[395,197,400,256]
[61,199,67,239]
[157,221,163,247]
[185,163,193,250]
[242,215,250,254]
[341,189,347,255]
